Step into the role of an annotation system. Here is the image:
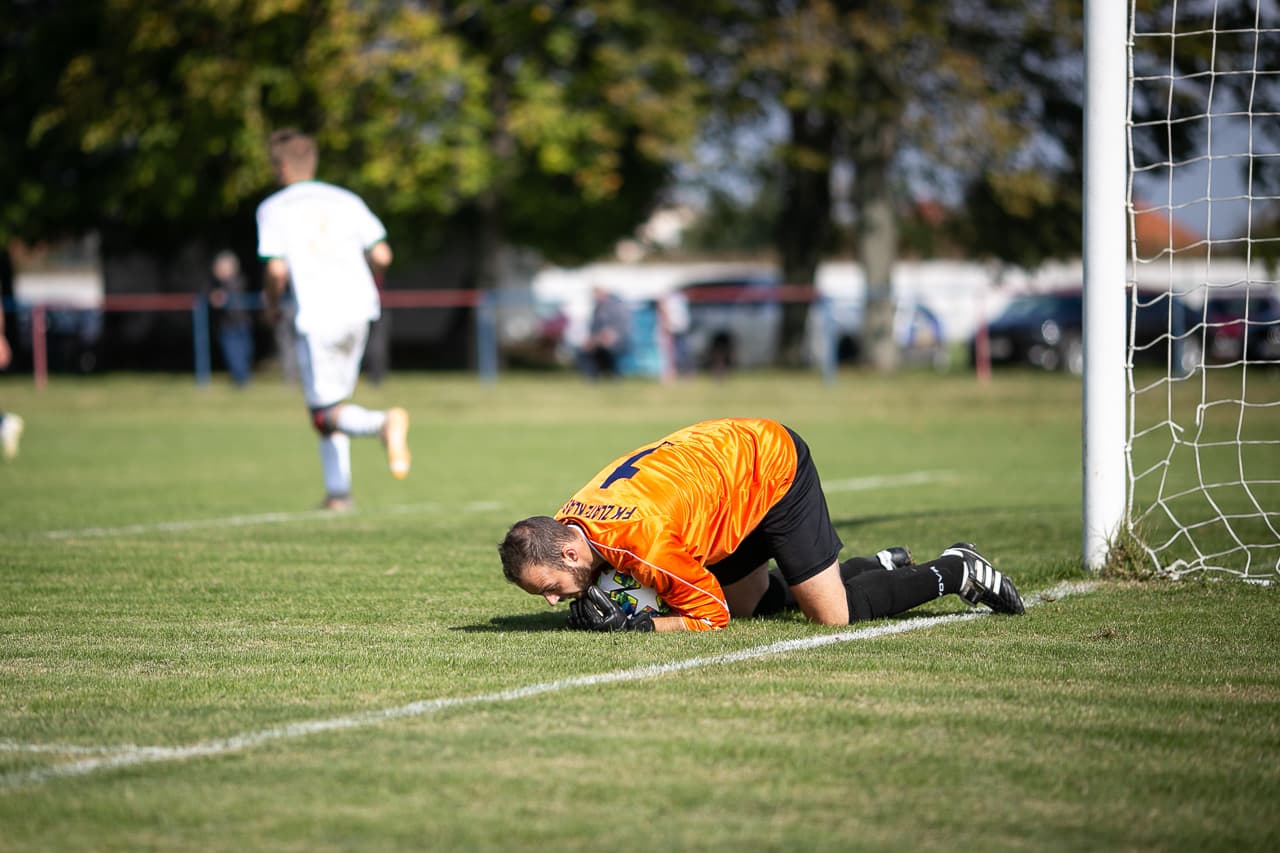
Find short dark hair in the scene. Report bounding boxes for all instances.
[498,516,576,584]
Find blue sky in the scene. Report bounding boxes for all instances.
[1132,115,1263,240]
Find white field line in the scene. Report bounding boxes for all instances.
[37,470,945,539]
[823,471,954,492]
[42,501,503,540]
[0,580,1095,791]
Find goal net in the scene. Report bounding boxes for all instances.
[1126,0,1280,581]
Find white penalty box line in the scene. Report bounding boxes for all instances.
[41,501,504,540]
[37,470,950,540]
[0,580,1096,791]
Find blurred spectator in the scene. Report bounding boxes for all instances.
[579,286,631,380]
[658,289,692,379]
[208,250,255,387]
[0,305,24,461]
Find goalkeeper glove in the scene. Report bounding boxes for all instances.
[567,586,656,633]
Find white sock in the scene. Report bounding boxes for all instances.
[319,433,352,497]
[334,404,387,438]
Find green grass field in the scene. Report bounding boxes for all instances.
[1,369,1278,851]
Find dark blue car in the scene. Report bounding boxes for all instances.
[973,289,1202,376]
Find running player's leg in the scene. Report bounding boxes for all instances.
[316,429,353,510]
[331,396,412,480]
[299,329,360,507]
[301,325,410,498]
[333,323,410,478]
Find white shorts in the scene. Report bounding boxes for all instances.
[296,323,369,409]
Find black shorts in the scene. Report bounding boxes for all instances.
[707,426,843,587]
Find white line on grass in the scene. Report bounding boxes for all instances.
[40,471,947,537]
[0,743,129,755]
[0,580,1095,790]
[42,501,503,540]
[38,471,943,539]
[823,471,954,492]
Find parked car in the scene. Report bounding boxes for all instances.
[677,274,784,371]
[1204,289,1280,363]
[677,273,948,372]
[816,296,950,369]
[973,289,1203,376]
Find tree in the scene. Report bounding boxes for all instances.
[686,1,1077,369]
[952,0,1088,271]
[3,1,703,274]
[1,1,112,245]
[4,0,484,257]
[963,0,1279,272]
[436,0,704,280]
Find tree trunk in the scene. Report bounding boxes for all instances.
[853,122,900,372]
[775,108,836,367]
[467,70,515,369]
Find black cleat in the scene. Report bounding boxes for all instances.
[943,542,1025,615]
[876,546,913,571]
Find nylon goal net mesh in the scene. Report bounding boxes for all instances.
[1126,0,1280,581]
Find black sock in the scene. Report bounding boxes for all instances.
[844,557,965,622]
[839,556,883,580]
[930,555,965,593]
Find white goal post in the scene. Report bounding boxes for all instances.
[1086,0,1280,580]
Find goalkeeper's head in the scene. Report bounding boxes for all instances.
[499,516,598,606]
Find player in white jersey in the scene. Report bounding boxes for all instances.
[257,129,410,510]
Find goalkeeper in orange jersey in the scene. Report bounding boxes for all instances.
[498,418,1025,633]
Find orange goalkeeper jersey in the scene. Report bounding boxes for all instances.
[555,418,798,631]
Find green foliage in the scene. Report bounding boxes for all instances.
[680,183,781,254]
[680,1,1091,362]
[450,1,704,262]
[3,1,1271,282]
[956,171,1084,269]
[2,1,702,263]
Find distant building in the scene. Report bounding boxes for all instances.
[1132,200,1207,258]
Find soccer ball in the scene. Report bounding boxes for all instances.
[595,569,669,617]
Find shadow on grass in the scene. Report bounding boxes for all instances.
[454,605,968,633]
[452,611,568,632]
[830,501,1076,537]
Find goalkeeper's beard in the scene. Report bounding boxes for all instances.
[563,560,599,600]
